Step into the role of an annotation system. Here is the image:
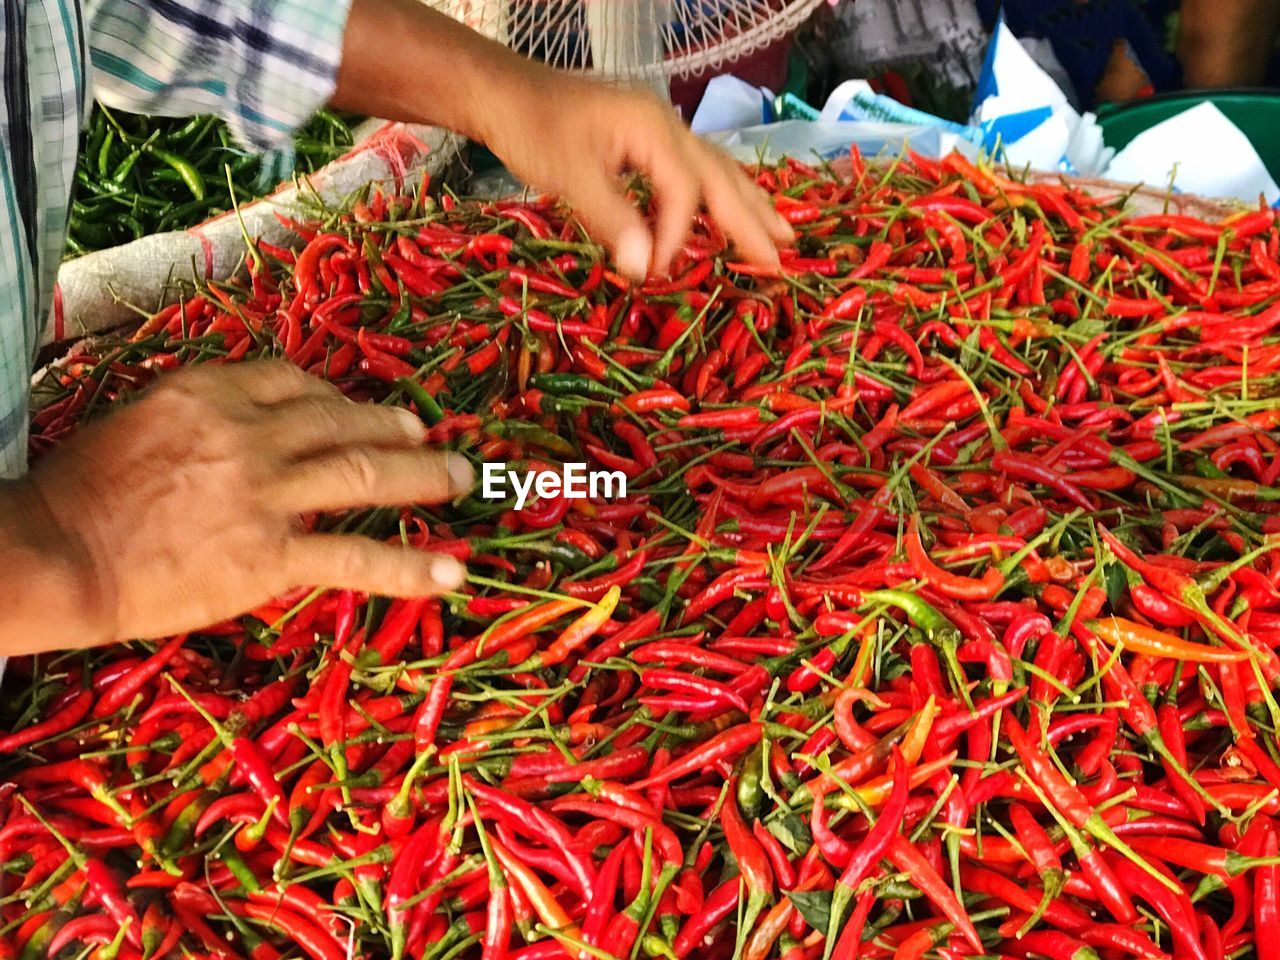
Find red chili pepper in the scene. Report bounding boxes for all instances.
[991,451,1095,510]
[1254,825,1280,957]
[92,634,187,719]
[720,778,772,937]
[633,723,762,789]
[294,234,350,306]
[641,669,748,714]
[671,878,738,957]
[507,265,580,299]
[0,688,94,754]
[820,286,868,324]
[615,388,691,415]
[1105,852,1209,960]
[882,834,981,949]
[678,406,763,430]
[810,485,893,572]
[904,515,1003,600]
[368,598,428,665]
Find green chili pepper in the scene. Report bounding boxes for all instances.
[862,588,971,706]
[293,137,353,156]
[220,847,261,892]
[96,129,117,178]
[396,378,445,425]
[161,786,222,859]
[70,220,116,248]
[529,372,616,397]
[312,106,352,136]
[389,282,413,328]
[17,916,59,960]
[165,113,213,146]
[84,125,107,175]
[737,743,766,817]
[637,583,667,607]
[118,214,146,241]
[229,152,260,175]
[537,393,594,415]
[484,420,577,457]
[76,169,125,197]
[545,541,593,572]
[145,146,206,201]
[1194,456,1229,479]
[113,131,160,185]
[156,199,217,232]
[862,588,956,638]
[69,105,356,257]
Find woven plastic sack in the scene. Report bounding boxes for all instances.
[822,154,1237,220]
[45,121,466,348]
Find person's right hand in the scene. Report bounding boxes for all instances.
[13,361,473,653]
[478,72,794,281]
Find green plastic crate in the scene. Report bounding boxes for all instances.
[1096,89,1280,183]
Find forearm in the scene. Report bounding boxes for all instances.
[332,0,548,147]
[1179,0,1280,88]
[0,481,102,657]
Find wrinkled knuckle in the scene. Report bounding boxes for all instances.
[150,369,197,401]
[206,417,246,455]
[153,381,212,425]
[337,543,373,583]
[163,364,206,388]
[302,398,344,438]
[340,450,381,496]
[268,531,295,570]
[262,358,302,378]
[233,448,268,488]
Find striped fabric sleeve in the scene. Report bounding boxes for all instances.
[82,0,353,150]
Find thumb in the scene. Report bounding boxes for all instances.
[565,174,653,281]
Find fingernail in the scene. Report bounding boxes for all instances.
[396,407,427,439]
[446,453,475,493]
[430,555,466,590]
[617,227,651,282]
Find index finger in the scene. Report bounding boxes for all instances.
[271,448,475,514]
[695,143,794,265]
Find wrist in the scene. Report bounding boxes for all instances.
[335,0,558,150]
[449,45,556,150]
[0,479,114,654]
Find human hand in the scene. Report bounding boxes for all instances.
[481,71,794,280]
[11,361,472,653]
[334,0,791,281]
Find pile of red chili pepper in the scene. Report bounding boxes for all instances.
[7,149,1280,960]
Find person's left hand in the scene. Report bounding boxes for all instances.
[480,69,795,280]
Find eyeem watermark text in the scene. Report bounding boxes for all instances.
[481,463,627,510]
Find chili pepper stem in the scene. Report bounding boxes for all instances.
[1016,769,1181,894]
